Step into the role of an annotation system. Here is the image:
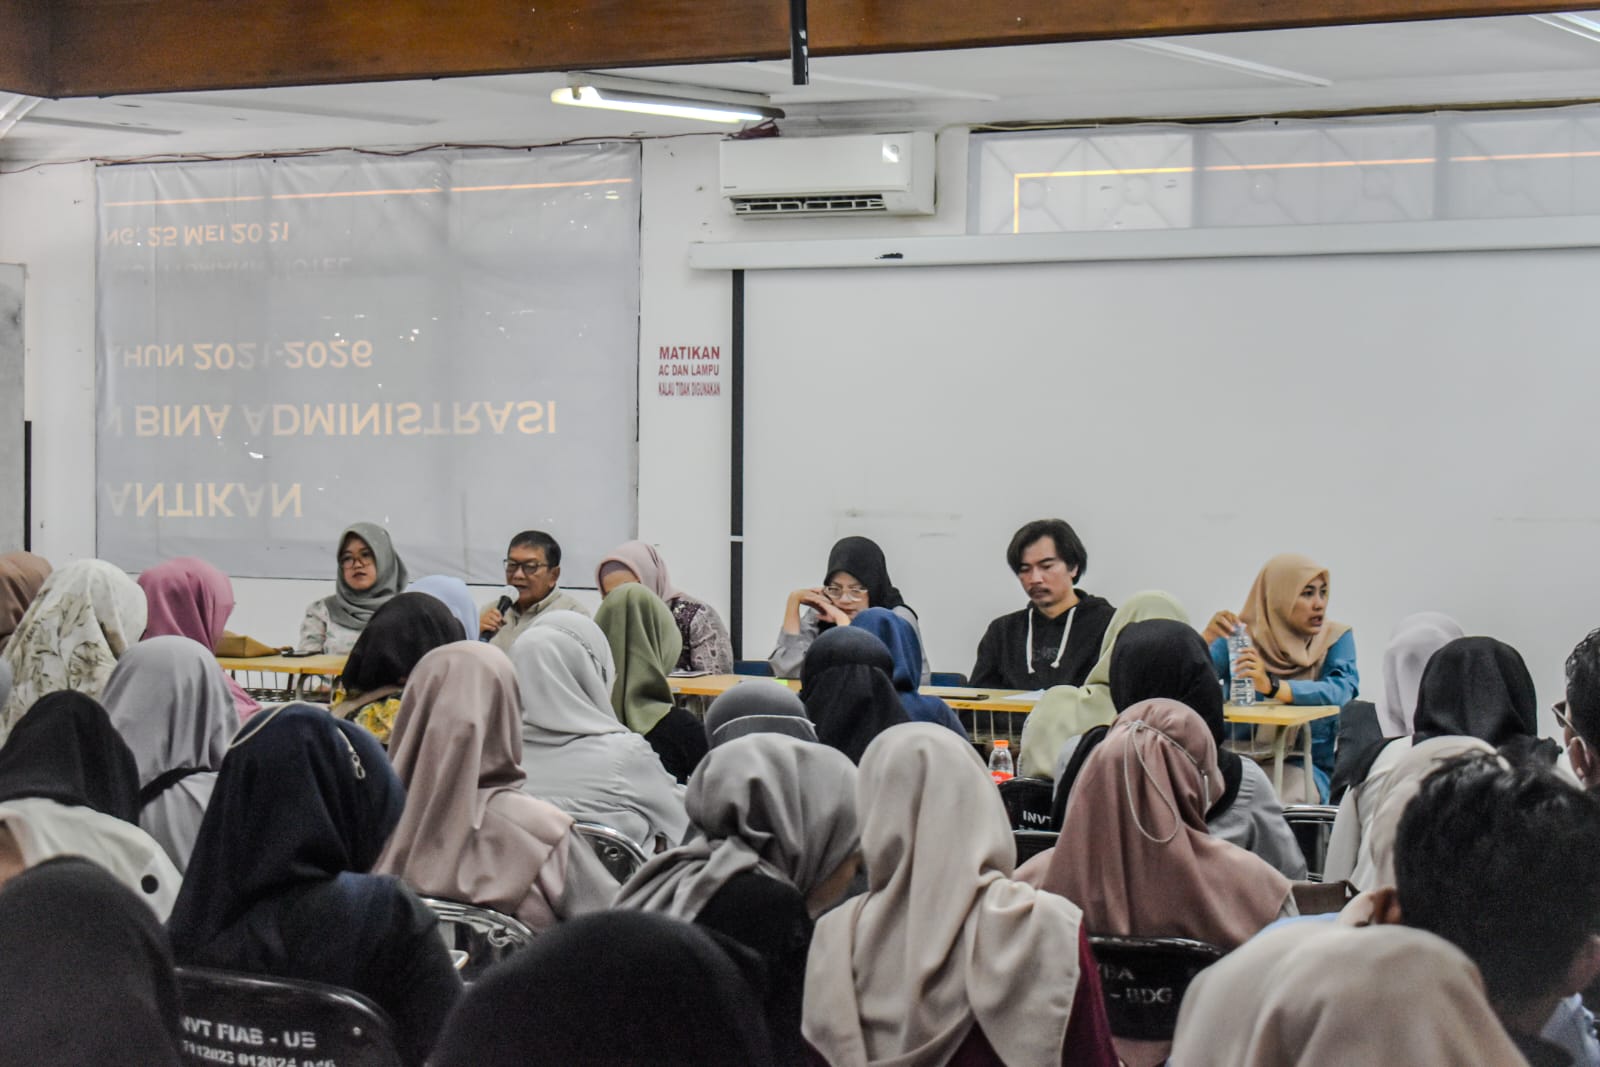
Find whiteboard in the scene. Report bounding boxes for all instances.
[742,250,1600,707]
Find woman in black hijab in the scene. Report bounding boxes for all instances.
[0,856,182,1067]
[167,703,461,1066]
[432,910,774,1067]
[333,591,465,745]
[1411,636,1539,748]
[798,627,911,764]
[1052,620,1306,878]
[770,536,931,682]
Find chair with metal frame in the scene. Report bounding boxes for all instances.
[420,897,537,982]
[1282,804,1338,883]
[574,820,652,883]
[1012,828,1059,866]
[998,776,1057,831]
[175,965,403,1067]
[1086,935,1225,1044]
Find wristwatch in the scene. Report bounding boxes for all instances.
[1259,672,1280,697]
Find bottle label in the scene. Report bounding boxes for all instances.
[991,771,1014,784]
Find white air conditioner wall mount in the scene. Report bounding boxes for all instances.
[719,132,937,217]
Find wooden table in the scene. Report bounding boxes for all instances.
[216,654,347,699]
[670,675,1337,795]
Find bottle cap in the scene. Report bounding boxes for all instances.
[993,739,1009,748]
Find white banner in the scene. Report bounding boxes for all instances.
[96,145,640,581]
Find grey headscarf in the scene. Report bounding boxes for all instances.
[100,636,237,872]
[615,733,858,919]
[323,523,408,631]
[704,683,818,748]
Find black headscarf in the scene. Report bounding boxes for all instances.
[432,910,774,1067]
[0,857,182,1067]
[339,591,465,695]
[824,537,908,614]
[167,702,405,961]
[0,691,141,822]
[799,627,911,764]
[1411,637,1538,748]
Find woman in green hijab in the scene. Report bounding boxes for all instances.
[594,584,708,782]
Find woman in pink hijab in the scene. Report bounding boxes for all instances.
[596,541,733,674]
[137,558,259,719]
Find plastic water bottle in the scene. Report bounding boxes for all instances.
[989,739,1015,783]
[1228,623,1256,706]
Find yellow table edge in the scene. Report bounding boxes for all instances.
[216,654,347,675]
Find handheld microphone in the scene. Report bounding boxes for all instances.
[479,584,519,641]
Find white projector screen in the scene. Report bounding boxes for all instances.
[742,249,1600,708]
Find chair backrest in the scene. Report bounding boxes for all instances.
[733,660,775,677]
[928,671,968,687]
[1087,935,1225,1042]
[574,820,651,882]
[998,776,1057,830]
[1013,829,1058,866]
[1282,804,1338,882]
[175,966,403,1067]
[421,897,537,981]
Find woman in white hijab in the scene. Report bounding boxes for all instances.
[510,611,688,850]
[0,559,147,739]
[804,723,1118,1067]
[100,636,237,872]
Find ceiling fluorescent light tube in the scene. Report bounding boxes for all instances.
[551,86,783,124]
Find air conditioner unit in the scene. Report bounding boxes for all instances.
[719,132,936,217]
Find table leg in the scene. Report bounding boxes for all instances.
[1300,722,1315,794]
[1270,725,1289,797]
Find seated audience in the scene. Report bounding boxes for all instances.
[1171,921,1528,1066]
[771,536,929,683]
[1021,589,1189,780]
[511,611,688,849]
[0,692,179,916]
[1560,626,1600,792]
[0,551,51,713]
[618,733,860,1064]
[595,583,708,781]
[167,703,461,1067]
[374,642,618,931]
[805,723,1117,1067]
[332,591,465,744]
[1046,699,1293,1067]
[1326,632,1531,887]
[297,522,408,655]
[432,910,775,1067]
[971,518,1115,692]
[597,540,733,674]
[703,685,819,748]
[0,857,185,1067]
[101,636,236,872]
[797,627,910,763]
[849,607,966,739]
[404,574,483,641]
[478,530,587,651]
[0,559,147,736]
[1203,553,1359,801]
[137,555,260,719]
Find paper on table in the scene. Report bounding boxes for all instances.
[1009,690,1047,703]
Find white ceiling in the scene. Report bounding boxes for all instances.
[6,11,1600,162]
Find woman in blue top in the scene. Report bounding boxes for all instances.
[849,608,967,741]
[1202,553,1359,801]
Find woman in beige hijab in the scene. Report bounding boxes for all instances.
[805,723,1118,1067]
[374,642,618,931]
[1170,921,1528,1066]
[1018,590,1189,779]
[1202,552,1359,801]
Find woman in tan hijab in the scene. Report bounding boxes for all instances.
[1202,552,1359,801]
[805,723,1117,1067]
[0,553,50,655]
[1170,921,1528,1067]
[374,642,618,931]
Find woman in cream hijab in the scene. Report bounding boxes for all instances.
[805,724,1117,1067]
[0,559,147,739]
[1019,590,1189,779]
[375,642,617,931]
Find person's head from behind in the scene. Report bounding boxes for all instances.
[1395,753,1600,1032]
[505,530,562,609]
[1563,627,1600,789]
[1005,519,1086,614]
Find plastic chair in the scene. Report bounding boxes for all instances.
[574,820,651,882]
[1086,936,1225,1043]
[175,965,403,1067]
[421,897,537,981]
[998,776,1057,831]
[1282,804,1338,882]
[1012,829,1059,866]
[929,671,968,687]
[733,660,775,677]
